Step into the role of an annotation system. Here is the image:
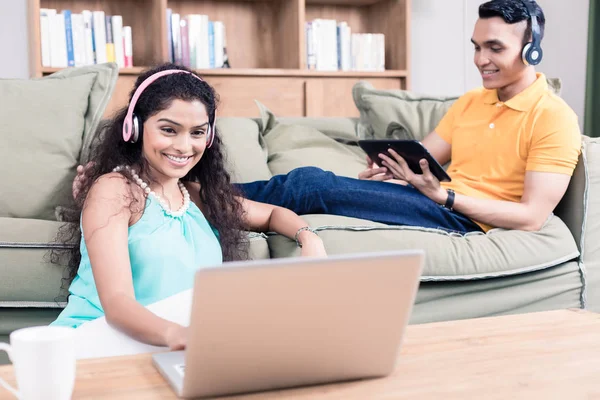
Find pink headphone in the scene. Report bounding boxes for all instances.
[122,69,215,148]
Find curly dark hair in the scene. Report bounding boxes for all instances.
[52,63,249,292]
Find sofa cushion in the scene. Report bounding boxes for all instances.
[256,103,367,178]
[217,117,272,183]
[0,216,270,306]
[0,63,118,220]
[267,214,579,280]
[264,124,367,178]
[353,77,563,142]
[353,81,459,141]
[555,135,600,310]
[276,117,359,142]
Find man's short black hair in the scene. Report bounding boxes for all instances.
[478,0,545,45]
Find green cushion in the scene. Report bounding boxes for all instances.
[257,102,367,178]
[353,78,563,142]
[216,117,272,183]
[353,80,458,141]
[0,63,118,220]
[276,117,359,142]
[267,214,580,280]
[0,218,71,304]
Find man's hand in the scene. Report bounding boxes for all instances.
[358,156,393,181]
[73,162,95,200]
[379,149,447,204]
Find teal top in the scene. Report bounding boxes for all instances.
[51,195,223,328]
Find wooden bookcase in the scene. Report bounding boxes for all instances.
[28,0,411,117]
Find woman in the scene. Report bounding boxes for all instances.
[52,63,326,351]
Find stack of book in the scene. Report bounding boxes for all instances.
[40,9,133,68]
[166,9,229,69]
[306,19,385,72]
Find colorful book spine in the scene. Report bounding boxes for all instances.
[62,10,75,66]
[123,26,133,67]
[105,15,115,62]
[180,18,190,68]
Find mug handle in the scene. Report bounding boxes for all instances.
[0,343,20,399]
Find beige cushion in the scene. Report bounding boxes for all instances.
[0,216,269,305]
[0,63,118,220]
[353,78,563,142]
[555,135,600,311]
[263,124,367,179]
[217,117,272,183]
[267,214,579,280]
[256,102,367,178]
[276,117,359,142]
[0,218,68,304]
[353,81,458,141]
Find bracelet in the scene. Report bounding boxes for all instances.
[444,189,455,211]
[294,226,317,248]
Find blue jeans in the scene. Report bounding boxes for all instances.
[235,167,482,234]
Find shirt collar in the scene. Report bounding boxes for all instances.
[482,72,548,112]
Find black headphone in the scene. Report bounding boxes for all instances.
[520,0,543,66]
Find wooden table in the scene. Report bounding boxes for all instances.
[1,309,599,399]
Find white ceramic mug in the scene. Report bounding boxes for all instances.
[0,326,76,400]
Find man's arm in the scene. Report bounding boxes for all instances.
[380,150,572,231]
[421,131,452,166]
[444,171,572,231]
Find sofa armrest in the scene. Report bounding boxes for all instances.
[555,135,600,310]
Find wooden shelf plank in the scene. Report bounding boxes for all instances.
[306,0,385,6]
[42,67,407,78]
[42,67,146,75]
[194,68,408,77]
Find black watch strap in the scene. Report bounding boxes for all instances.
[444,189,455,210]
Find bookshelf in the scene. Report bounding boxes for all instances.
[28,0,411,117]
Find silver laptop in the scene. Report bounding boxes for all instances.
[152,250,424,399]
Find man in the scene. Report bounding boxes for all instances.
[74,0,581,235]
[239,0,581,233]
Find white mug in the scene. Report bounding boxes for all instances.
[0,326,76,400]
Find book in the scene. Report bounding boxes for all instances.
[92,11,107,64]
[123,26,133,67]
[112,15,125,68]
[105,15,115,62]
[39,9,52,67]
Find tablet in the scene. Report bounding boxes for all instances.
[358,139,451,182]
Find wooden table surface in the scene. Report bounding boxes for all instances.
[1,309,599,399]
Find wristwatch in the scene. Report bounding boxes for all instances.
[444,189,455,211]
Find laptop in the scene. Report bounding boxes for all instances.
[152,250,424,399]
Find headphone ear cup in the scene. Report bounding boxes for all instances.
[522,42,532,65]
[206,123,215,148]
[131,114,142,143]
[522,42,543,66]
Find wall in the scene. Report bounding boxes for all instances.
[0,0,30,78]
[411,0,590,129]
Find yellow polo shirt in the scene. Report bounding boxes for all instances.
[435,73,581,230]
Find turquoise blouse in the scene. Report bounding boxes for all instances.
[51,195,223,328]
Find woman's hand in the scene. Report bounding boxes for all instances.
[298,231,327,258]
[379,149,447,204]
[164,324,188,351]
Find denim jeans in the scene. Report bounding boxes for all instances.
[235,167,483,234]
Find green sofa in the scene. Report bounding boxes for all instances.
[2,63,599,365]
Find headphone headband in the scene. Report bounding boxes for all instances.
[520,0,540,44]
[519,0,543,66]
[122,69,215,147]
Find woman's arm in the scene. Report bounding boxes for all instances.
[239,197,327,257]
[83,173,186,349]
